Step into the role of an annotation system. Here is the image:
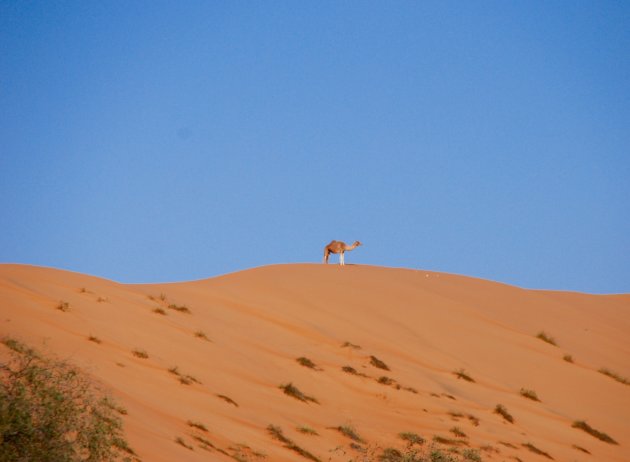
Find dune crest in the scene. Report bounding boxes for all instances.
[1,263,628,461]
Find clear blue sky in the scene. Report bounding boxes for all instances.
[1,2,629,293]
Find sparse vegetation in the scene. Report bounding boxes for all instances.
[454,369,475,382]
[194,330,210,341]
[266,425,321,461]
[336,425,365,443]
[450,427,466,438]
[175,436,194,450]
[563,354,574,363]
[572,445,590,454]
[433,435,466,446]
[132,349,149,359]
[494,404,514,423]
[187,420,208,432]
[536,331,557,346]
[598,368,630,386]
[498,441,517,449]
[571,420,618,444]
[279,383,319,403]
[349,444,482,462]
[399,432,425,446]
[297,425,318,435]
[522,442,553,459]
[377,376,395,385]
[0,339,133,462]
[216,394,239,407]
[56,301,70,312]
[519,388,540,401]
[97,297,107,303]
[341,341,361,349]
[370,355,390,370]
[296,357,318,369]
[462,449,482,461]
[152,307,167,315]
[466,414,480,426]
[168,303,191,314]
[88,334,102,344]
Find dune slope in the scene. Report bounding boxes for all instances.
[1,263,628,462]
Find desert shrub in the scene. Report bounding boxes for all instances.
[131,349,148,359]
[194,331,209,341]
[56,301,70,312]
[370,355,390,370]
[399,432,425,446]
[571,420,618,444]
[168,304,190,314]
[296,357,317,369]
[175,436,193,450]
[536,331,557,346]
[453,369,475,382]
[598,368,629,386]
[88,335,102,344]
[563,354,573,363]
[493,404,514,423]
[297,425,318,435]
[279,383,319,403]
[216,394,239,407]
[0,339,133,462]
[522,442,552,459]
[187,420,208,432]
[377,376,395,385]
[450,427,466,438]
[519,388,540,401]
[152,308,166,315]
[341,341,361,349]
[336,425,365,443]
[266,425,320,461]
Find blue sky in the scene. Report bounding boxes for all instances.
[1,2,629,293]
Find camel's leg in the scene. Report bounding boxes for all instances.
[323,249,329,264]
[340,252,345,266]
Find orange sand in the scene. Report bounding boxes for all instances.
[1,263,628,461]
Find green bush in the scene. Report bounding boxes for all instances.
[0,338,134,462]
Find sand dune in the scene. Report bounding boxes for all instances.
[1,263,628,461]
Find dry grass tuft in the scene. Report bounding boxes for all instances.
[572,420,618,444]
[296,426,318,435]
[279,383,319,403]
[131,349,148,359]
[536,331,557,346]
[519,388,540,401]
[87,335,102,344]
[168,303,191,314]
[522,442,553,459]
[335,425,365,443]
[216,394,239,407]
[453,369,475,382]
[341,341,361,349]
[450,426,467,438]
[187,421,208,432]
[563,354,574,363]
[494,404,514,423]
[194,330,210,341]
[296,357,318,369]
[433,435,467,446]
[377,376,395,386]
[266,425,321,461]
[175,436,194,450]
[56,301,70,312]
[398,432,425,446]
[572,444,590,454]
[369,355,390,370]
[598,368,629,386]
[152,307,167,315]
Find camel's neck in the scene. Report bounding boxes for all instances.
[346,243,358,250]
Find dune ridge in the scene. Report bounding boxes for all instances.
[1,263,628,462]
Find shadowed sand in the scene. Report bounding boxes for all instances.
[1,263,628,461]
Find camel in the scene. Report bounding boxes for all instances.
[323,240,362,266]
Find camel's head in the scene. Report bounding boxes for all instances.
[353,241,363,247]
